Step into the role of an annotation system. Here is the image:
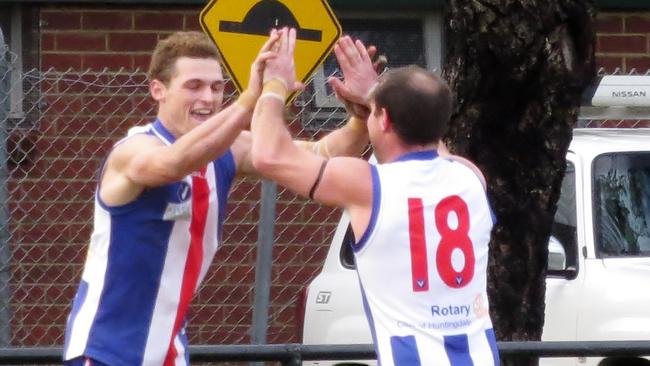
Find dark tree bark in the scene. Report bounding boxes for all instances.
[443,1,596,365]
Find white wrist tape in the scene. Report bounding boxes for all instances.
[259,91,286,103]
[262,77,289,91]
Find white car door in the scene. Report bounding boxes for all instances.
[541,153,585,366]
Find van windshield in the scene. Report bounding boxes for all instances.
[594,152,650,257]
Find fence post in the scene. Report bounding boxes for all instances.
[250,180,277,365]
[0,27,13,346]
[283,344,303,366]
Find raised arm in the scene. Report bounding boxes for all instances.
[250,29,373,238]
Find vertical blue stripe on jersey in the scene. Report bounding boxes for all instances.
[353,165,380,252]
[180,325,190,365]
[485,328,500,366]
[488,203,497,225]
[86,192,173,366]
[357,281,381,365]
[152,119,176,144]
[444,333,474,366]
[213,149,235,241]
[390,335,422,366]
[63,280,88,354]
[63,356,110,366]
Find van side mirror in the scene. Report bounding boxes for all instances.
[548,236,566,271]
[547,236,578,279]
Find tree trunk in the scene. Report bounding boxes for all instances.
[443,1,596,365]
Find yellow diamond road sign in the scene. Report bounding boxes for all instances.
[200,0,342,94]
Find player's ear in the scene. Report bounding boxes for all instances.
[150,79,166,102]
[380,107,392,132]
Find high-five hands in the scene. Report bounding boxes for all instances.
[236,30,282,111]
[327,36,384,118]
[255,29,384,114]
[261,28,305,101]
[247,30,282,98]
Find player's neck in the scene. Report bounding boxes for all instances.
[156,111,188,139]
[379,140,438,163]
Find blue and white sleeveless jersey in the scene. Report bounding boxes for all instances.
[353,150,499,366]
[63,119,236,366]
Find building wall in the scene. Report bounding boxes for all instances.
[38,9,650,74]
[40,6,203,71]
[596,12,650,72]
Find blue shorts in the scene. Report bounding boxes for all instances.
[64,357,110,366]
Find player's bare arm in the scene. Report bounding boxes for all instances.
[250,28,374,238]
[250,87,372,209]
[99,32,280,206]
[234,116,369,178]
[99,102,251,206]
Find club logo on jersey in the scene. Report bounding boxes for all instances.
[164,181,192,220]
[163,201,192,220]
[177,181,191,202]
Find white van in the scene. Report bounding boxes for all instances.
[300,128,650,366]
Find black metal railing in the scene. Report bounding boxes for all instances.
[1,341,650,365]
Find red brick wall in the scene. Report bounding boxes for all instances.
[10,5,650,347]
[38,9,650,74]
[40,6,203,71]
[596,12,650,72]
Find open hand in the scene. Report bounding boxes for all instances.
[327,36,379,107]
[247,29,281,98]
[262,27,304,94]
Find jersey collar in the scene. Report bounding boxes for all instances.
[394,150,439,162]
[152,118,177,145]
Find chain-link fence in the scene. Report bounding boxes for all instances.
[0,36,348,349]
[1,32,650,352]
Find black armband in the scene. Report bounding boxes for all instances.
[308,160,329,200]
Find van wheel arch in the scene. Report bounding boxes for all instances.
[598,357,650,366]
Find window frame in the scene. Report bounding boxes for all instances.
[309,11,443,111]
[0,3,25,119]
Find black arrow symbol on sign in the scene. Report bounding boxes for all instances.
[219,0,322,42]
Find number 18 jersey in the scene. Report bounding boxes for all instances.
[352,150,499,366]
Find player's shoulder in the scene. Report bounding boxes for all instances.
[108,130,165,166]
[439,155,487,190]
[117,132,163,151]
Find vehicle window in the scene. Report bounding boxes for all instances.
[340,224,356,269]
[550,161,578,270]
[593,152,650,257]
